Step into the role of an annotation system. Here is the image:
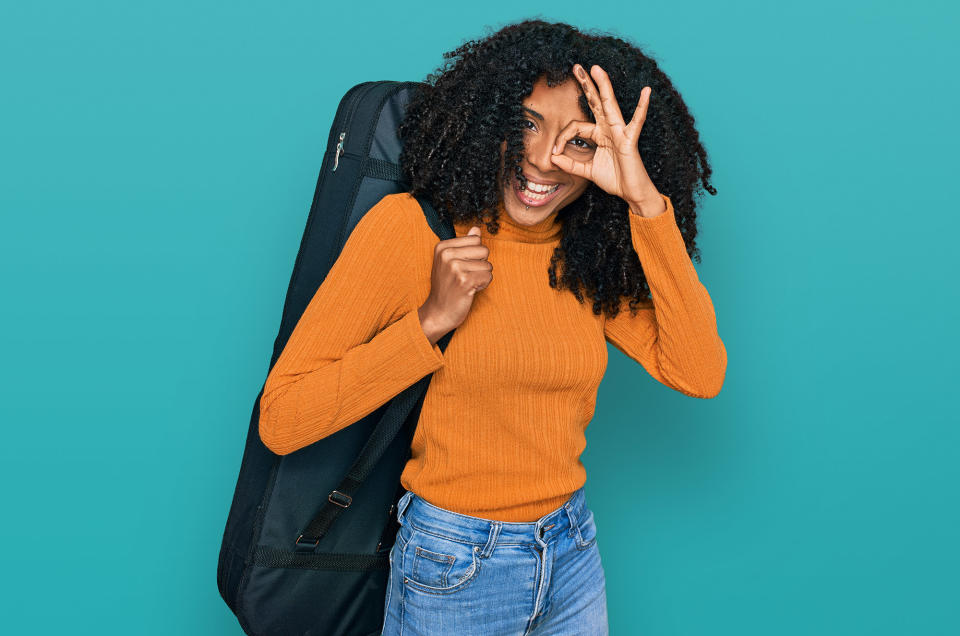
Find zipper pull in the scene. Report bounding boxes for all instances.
[333,131,345,172]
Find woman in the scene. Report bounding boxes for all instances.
[259,19,726,635]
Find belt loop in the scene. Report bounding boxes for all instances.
[563,501,579,538]
[479,521,500,558]
[396,490,414,525]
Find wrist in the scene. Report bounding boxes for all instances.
[625,186,667,218]
[626,194,667,218]
[417,305,445,346]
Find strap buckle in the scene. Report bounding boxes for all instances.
[328,490,353,508]
[295,534,319,547]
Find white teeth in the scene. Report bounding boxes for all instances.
[520,184,558,201]
[524,182,559,194]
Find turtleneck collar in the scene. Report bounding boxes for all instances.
[455,198,562,244]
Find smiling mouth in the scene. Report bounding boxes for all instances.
[513,174,563,206]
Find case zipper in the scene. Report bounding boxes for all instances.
[332,131,345,171]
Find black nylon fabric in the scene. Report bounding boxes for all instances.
[216,80,457,636]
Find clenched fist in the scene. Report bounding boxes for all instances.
[417,226,493,345]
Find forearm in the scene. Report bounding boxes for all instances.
[610,194,727,397]
[260,307,445,455]
[625,186,668,219]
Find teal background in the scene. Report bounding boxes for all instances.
[2,1,957,634]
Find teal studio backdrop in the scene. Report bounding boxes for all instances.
[2,1,957,634]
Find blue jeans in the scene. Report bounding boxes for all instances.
[381,487,608,635]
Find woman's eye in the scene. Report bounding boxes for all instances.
[522,119,537,131]
[569,137,594,150]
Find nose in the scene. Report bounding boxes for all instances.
[526,131,559,176]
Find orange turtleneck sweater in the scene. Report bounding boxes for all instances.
[259,192,726,521]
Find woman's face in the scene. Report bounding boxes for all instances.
[499,75,595,226]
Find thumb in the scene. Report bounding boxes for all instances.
[467,226,481,236]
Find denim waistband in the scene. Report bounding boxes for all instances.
[395,487,588,547]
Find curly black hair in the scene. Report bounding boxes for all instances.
[398,19,717,320]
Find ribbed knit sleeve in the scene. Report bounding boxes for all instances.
[259,195,445,455]
[603,194,727,398]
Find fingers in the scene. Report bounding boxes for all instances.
[552,120,597,155]
[549,151,591,179]
[624,86,652,140]
[572,64,606,125]
[550,105,597,178]
[573,64,625,127]
[589,65,627,127]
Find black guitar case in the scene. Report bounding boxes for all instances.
[216,80,456,636]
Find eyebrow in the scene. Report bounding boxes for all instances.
[523,105,592,127]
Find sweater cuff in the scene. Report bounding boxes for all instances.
[403,306,446,367]
[628,192,674,224]
[628,193,685,244]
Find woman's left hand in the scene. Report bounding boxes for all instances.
[551,64,664,216]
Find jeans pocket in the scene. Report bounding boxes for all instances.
[574,507,598,551]
[402,526,482,595]
[395,521,413,552]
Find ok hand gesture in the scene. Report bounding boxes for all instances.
[551,64,664,216]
